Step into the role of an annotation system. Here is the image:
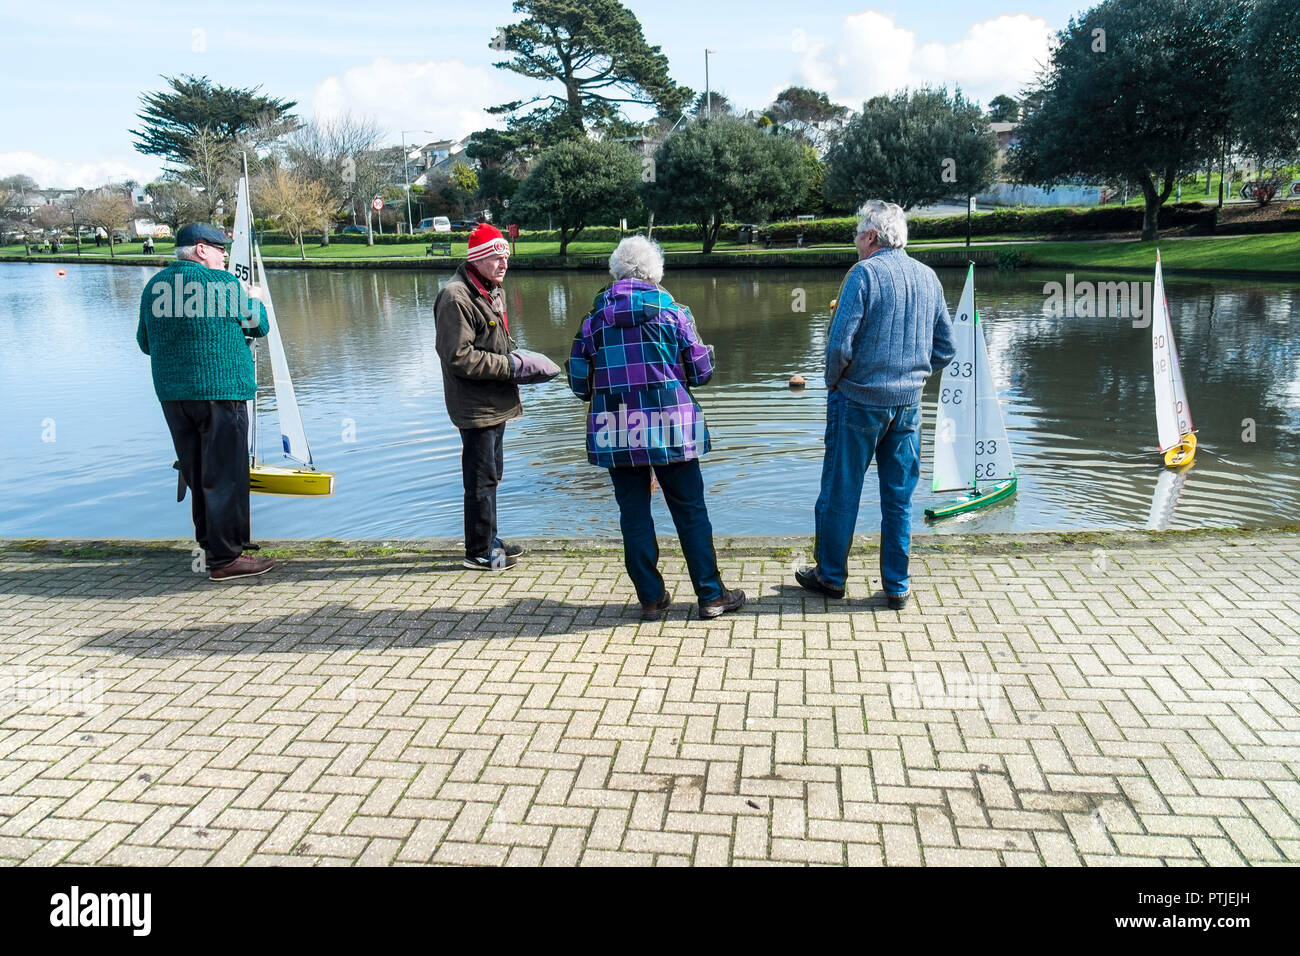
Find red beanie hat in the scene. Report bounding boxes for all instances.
[467,223,510,262]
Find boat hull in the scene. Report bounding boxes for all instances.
[925,476,1017,520]
[1162,433,1196,469]
[250,465,336,497]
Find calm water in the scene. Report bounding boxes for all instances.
[2,260,1297,539]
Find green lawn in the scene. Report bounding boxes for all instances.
[5,231,1297,275]
[1006,232,1300,273]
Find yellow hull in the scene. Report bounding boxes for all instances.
[250,465,336,496]
[1163,433,1196,470]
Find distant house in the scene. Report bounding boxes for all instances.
[980,121,1104,207]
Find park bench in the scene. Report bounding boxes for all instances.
[426,241,452,257]
[761,232,805,249]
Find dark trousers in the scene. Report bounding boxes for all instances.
[608,459,724,604]
[162,400,250,569]
[460,423,506,558]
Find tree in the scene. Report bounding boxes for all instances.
[1009,0,1243,240]
[643,116,810,253]
[255,168,333,260]
[512,137,640,254]
[824,88,996,210]
[692,90,734,117]
[769,86,847,124]
[284,114,385,242]
[488,0,692,145]
[81,188,134,258]
[132,75,299,221]
[449,161,479,195]
[132,75,298,166]
[1231,0,1300,168]
[146,181,205,235]
[987,94,1021,123]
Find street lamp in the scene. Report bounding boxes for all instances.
[400,129,437,233]
[704,49,716,116]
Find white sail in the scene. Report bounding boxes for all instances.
[932,267,977,491]
[933,265,1015,492]
[1152,252,1193,451]
[254,244,313,467]
[228,173,257,460]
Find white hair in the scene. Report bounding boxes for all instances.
[856,200,908,249]
[608,235,665,284]
[175,245,201,261]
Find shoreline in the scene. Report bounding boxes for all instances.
[5,526,1296,559]
[6,243,1300,281]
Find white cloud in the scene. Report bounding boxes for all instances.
[0,151,162,190]
[311,57,525,142]
[799,10,1055,108]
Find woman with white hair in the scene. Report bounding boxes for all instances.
[566,235,745,622]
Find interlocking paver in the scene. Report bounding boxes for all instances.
[1,531,1297,866]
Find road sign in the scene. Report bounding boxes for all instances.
[507,224,519,239]
[371,197,384,211]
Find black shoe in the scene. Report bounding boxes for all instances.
[462,548,518,572]
[795,566,845,600]
[886,591,911,610]
[640,590,672,622]
[699,589,746,619]
[493,537,524,558]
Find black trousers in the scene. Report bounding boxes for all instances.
[162,400,250,569]
[459,423,506,559]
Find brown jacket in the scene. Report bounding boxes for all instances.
[434,263,522,429]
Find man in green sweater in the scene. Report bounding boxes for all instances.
[136,223,274,581]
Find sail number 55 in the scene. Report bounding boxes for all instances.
[233,263,251,283]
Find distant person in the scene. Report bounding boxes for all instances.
[135,223,273,582]
[143,236,155,255]
[566,236,745,621]
[434,223,558,572]
[795,200,955,610]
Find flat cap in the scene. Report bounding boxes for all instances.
[175,223,228,247]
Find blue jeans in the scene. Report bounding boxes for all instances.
[608,459,725,604]
[813,393,921,595]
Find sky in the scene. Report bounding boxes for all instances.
[0,0,1087,189]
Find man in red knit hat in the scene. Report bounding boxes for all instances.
[434,223,558,570]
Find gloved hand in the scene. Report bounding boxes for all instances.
[510,348,560,384]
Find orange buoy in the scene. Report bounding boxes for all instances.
[789,373,806,389]
[56,268,67,276]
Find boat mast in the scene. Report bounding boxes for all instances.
[970,262,979,494]
[243,151,259,468]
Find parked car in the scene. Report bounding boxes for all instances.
[341,225,368,235]
[415,216,452,233]
[451,219,478,230]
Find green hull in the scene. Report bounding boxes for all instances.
[925,477,1017,520]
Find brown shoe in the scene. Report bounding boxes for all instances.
[640,590,672,622]
[209,554,275,582]
[699,589,745,619]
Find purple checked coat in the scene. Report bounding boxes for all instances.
[566,278,715,468]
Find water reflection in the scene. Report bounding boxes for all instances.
[1,261,1296,539]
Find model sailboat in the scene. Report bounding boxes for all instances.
[230,163,335,496]
[1151,251,1196,469]
[925,264,1017,520]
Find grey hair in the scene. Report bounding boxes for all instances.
[855,200,908,249]
[175,245,201,261]
[608,235,665,284]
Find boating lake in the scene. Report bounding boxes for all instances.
[2,259,1298,539]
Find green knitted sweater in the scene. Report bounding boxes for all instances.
[136,260,270,401]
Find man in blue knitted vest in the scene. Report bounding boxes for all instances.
[796,201,955,609]
[136,223,274,581]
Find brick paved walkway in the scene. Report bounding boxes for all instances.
[1,532,1297,867]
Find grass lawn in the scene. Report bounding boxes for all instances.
[5,231,1297,275]
[1005,232,1300,273]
